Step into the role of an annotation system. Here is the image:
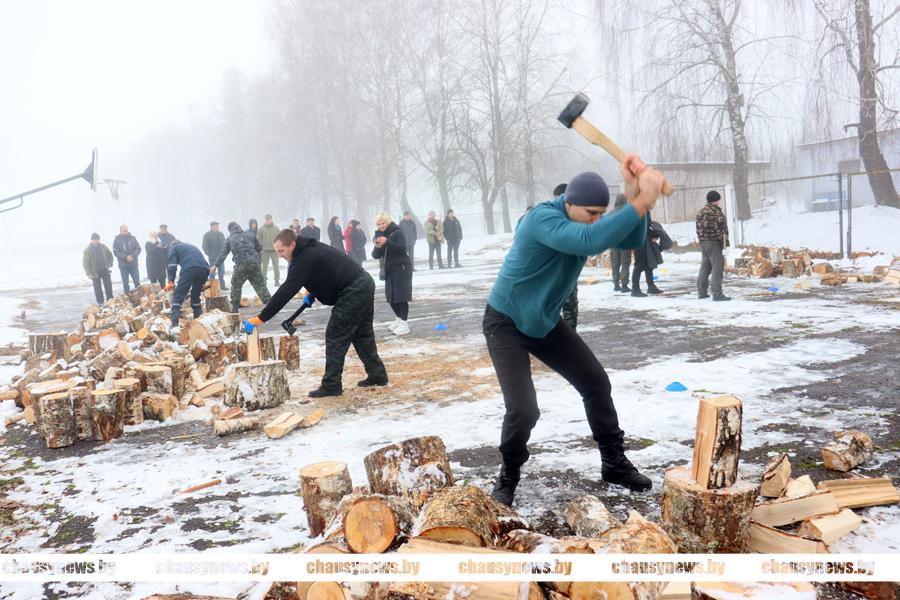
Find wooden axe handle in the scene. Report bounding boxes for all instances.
[572,116,674,196]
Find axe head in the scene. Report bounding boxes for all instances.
[558,92,590,128]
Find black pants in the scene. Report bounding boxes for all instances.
[322,273,388,391]
[92,271,113,304]
[632,265,654,290]
[428,241,443,268]
[170,266,208,326]
[483,304,623,467]
[119,263,140,294]
[390,301,409,321]
[446,239,460,266]
[406,244,416,269]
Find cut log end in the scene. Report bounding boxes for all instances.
[344,498,400,554]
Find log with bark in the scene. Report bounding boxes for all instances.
[691,395,742,489]
[499,530,593,554]
[340,494,415,553]
[822,430,874,472]
[278,334,300,370]
[138,365,173,395]
[29,333,70,362]
[223,360,289,411]
[36,392,76,448]
[90,388,126,442]
[112,377,144,425]
[691,582,816,600]
[661,466,759,553]
[164,356,188,399]
[364,436,454,509]
[748,520,829,553]
[259,336,276,361]
[141,393,177,421]
[760,453,791,498]
[299,461,354,538]
[212,415,260,436]
[204,295,230,313]
[202,341,239,377]
[838,581,896,600]
[416,485,499,547]
[68,386,94,440]
[563,494,621,538]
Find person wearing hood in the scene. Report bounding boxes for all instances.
[112,224,142,294]
[165,241,209,327]
[242,229,388,398]
[248,218,259,237]
[348,219,367,265]
[609,194,633,292]
[145,230,168,286]
[327,216,345,253]
[484,155,663,507]
[212,222,272,313]
[372,213,413,335]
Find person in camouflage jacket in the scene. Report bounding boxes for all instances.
[695,190,730,301]
[212,222,272,312]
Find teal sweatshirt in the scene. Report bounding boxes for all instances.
[488,196,647,338]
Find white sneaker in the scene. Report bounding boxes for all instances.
[388,317,401,332]
[393,320,410,335]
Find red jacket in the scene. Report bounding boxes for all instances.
[344,224,353,253]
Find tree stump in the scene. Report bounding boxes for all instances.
[692,582,815,600]
[36,392,76,449]
[563,495,621,538]
[29,333,69,361]
[417,485,499,547]
[300,461,354,538]
[278,335,300,370]
[260,336,277,361]
[205,295,230,313]
[822,430,873,472]
[138,365,173,394]
[141,393,177,421]
[90,388,126,442]
[68,386,94,441]
[661,465,759,553]
[29,380,78,436]
[223,360,289,411]
[691,395,742,489]
[364,436,454,509]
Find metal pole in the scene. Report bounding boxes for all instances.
[847,174,852,256]
[837,173,844,259]
[0,172,85,207]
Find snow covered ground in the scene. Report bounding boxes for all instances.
[0,232,898,599]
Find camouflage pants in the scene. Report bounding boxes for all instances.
[561,287,578,331]
[610,248,631,287]
[322,273,387,391]
[230,262,272,310]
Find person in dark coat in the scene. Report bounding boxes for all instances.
[399,211,418,271]
[212,222,272,313]
[442,209,463,268]
[157,224,175,249]
[290,219,302,236]
[145,230,168,286]
[349,220,367,265]
[165,241,209,327]
[300,218,321,241]
[631,212,663,297]
[202,221,228,291]
[112,224,142,294]
[248,218,259,239]
[372,212,413,336]
[327,216,345,253]
[83,233,114,304]
[609,194,633,293]
[243,229,388,398]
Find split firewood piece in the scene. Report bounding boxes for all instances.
[692,582,816,600]
[0,389,20,401]
[341,494,415,553]
[659,582,691,600]
[392,538,543,600]
[259,336,276,361]
[197,377,224,398]
[217,406,244,420]
[212,415,260,437]
[661,465,759,553]
[691,395,742,489]
[68,386,94,440]
[300,407,325,428]
[137,365,173,394]
[364,436,454,509]
[113,377,144,425]
[28,333,70,362]
[4,411,28,427]
[499,530,593,554]
[164,356,188,399]
[184,354,205,389]
[263,412,304,439]
[247,328,261,363]
[798,508,861,544]
[97,328,121,349]
[822,430,874,472]
[782,475,817,498]
[760,453,791,497]
[89,388,126,442]
[12,368,41,408]
[748,520,829,553]
[817,477,900,509]
[751,490,840,527]
[182,392,204,408]
[416,485,499,547]
[278,335,300,370]
[299,460,354,538]
[181,479,222,494]
[36,392,76,449]
[563,495,621,538]
[838,581,896,600]
[492,500,532,540]
[141,392,177,422]
[223,360,289,411]
[115,341,134,362]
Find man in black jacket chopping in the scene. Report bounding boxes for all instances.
[243,229,388,398]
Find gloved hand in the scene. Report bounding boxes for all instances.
[243,316,263,334]
[164,281,175,292]
[303,294,315,307]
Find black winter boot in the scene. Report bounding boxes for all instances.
[599,441,652,491]
[308,386,343,398]
[614,283,621,292]
[491,463,521,506]
[619,285,631,293]
[631,288,647,297]
[357,376,389,387]
[646,284,663,295]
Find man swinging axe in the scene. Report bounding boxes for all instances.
[242,228,389,398]
[485,155,665,506]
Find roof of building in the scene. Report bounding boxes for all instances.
[797,127,900,149]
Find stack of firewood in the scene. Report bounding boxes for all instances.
[731,245,894,285]
[1,284,302,449]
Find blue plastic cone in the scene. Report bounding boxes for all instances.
[665,381,688,392]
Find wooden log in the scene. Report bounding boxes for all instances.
[68,386,94,441]
[182,391,204,408]
[499,530,593,554]
[164,356,188,399]
[782,475,817,498]
[661,465,759,553]
[205,295,230,314]
[139,365,173,394]
[392,538,543,600]
[300,461,354,538]
[263,412,304,439]
[247,328,261,363]
[563,494,621,538]
[212,415,260,436]
[797,507,861,544]
[223,360,289,411]
[217,406,244,420]
[417,485,499,547]
[295,542,351,600]
[202,341,239,377]
[278,334,300,370]
[29,333,69,361]
[780,259,804,278]
[184,354,205,389]
[301,407,325,428]
[491,499,532,540]
[691,582,816,600]
[113,377,144,425]
[748,521,829,553]
[29,380,78,435]
[36,392,76,449]
[341,494,415,553]
[751,490,840,527]
[364,436,454,509]
[691,395,742,489]
[0,389,19,401]
[751,259,774,278]
[141,393,177,421]
[822,430,874,472]
[259,336,276,361]
[838,582,896,600]
[760,453,791,498]
[90,388,126,442]
[308,581,389,600]
[817,477,900,508]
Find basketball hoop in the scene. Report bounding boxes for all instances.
[99,178,126,202]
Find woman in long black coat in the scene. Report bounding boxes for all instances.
[631,211,664,297]
[327,216,345,253]
[349,220,367,265]
[372,212,413,335]
[145,230,168,286]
